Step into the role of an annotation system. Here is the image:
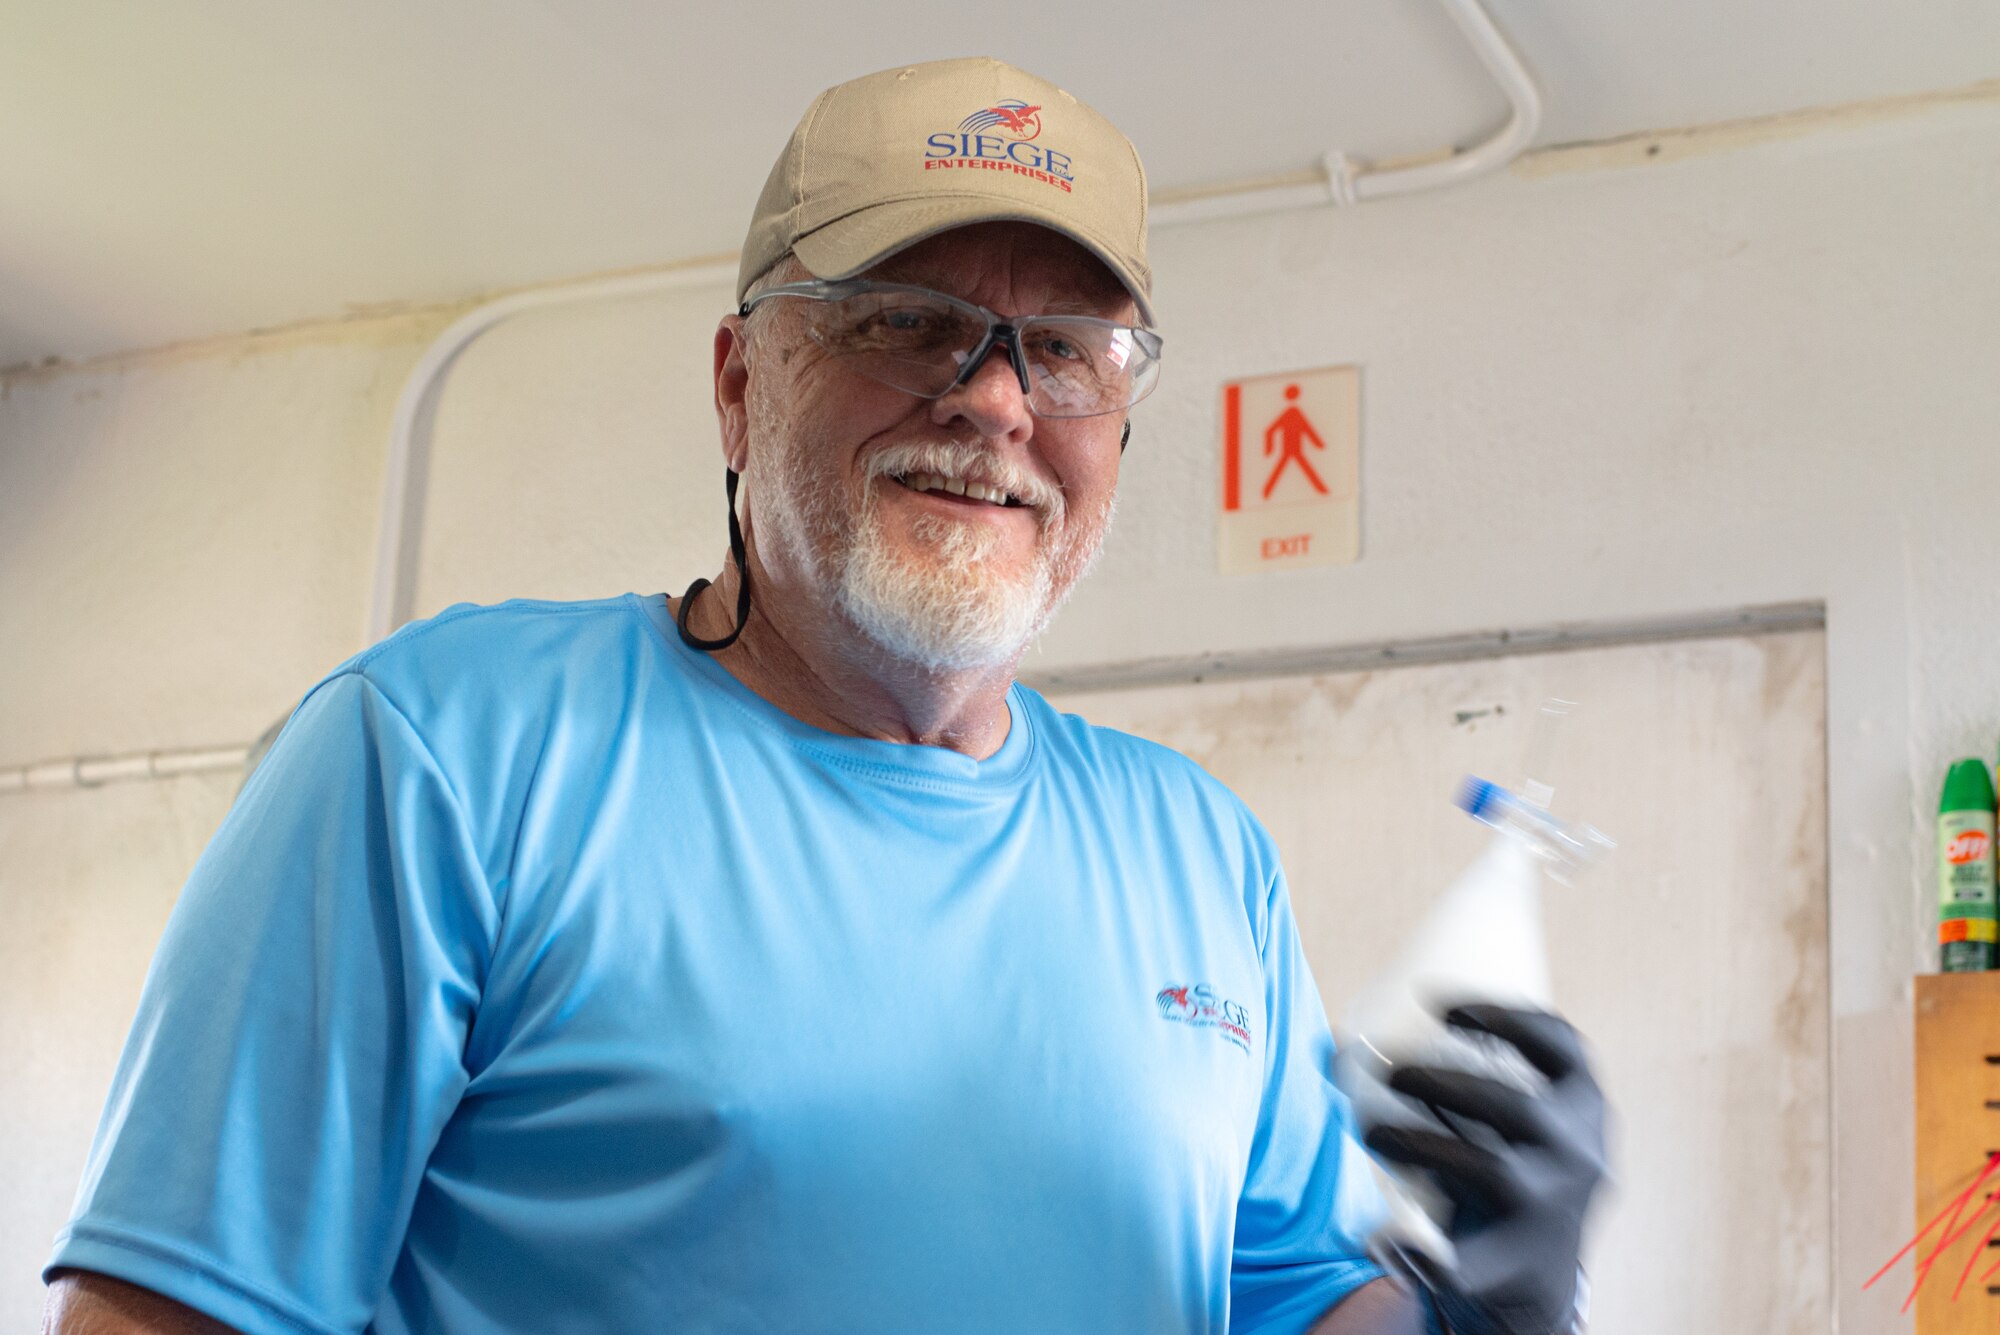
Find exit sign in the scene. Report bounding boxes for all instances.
[1216,365,1360,575]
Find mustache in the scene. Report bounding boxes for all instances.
[861,441,1065,519]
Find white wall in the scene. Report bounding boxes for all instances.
[5,98,1997,1331]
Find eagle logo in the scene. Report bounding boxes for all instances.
[959,100,1043,140]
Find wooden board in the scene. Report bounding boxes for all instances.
[1913,971,2000,1333]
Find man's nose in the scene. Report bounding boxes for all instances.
[931,340,1035,444]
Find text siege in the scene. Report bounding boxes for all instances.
[924,133,1076,193]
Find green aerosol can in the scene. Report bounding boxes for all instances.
[1939,759,1998,971]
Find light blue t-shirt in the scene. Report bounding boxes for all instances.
[49,594,1385,1334]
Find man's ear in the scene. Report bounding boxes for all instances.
[714,314,752,474]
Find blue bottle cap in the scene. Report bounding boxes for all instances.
[1457,776,1507,822]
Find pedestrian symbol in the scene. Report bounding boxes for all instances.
[1217,365,1360,575]
[1262,384,1329,501]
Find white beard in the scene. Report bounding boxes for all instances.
[837,503,1050,671]
[754,439,1111,673]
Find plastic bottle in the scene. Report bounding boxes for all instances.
[1333,775,1612,1277]
[1938,759,1998,972]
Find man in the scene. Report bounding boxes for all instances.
[45,59,1602,1333]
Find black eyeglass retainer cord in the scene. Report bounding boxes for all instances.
[675,468,753,652]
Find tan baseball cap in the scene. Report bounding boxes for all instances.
[739,58,1153,325]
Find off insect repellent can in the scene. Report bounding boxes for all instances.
[1939,758,1998,971]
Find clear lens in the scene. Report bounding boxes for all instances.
[801,290,983,397]
[758,282,1163,419]
[1017,318,1157,416]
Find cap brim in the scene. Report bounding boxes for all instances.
[790,195,1155,327]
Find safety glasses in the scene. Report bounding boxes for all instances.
[739,279,1163,419]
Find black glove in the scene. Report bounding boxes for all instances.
[1362,1004,1607,1335]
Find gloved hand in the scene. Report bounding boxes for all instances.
[1362,1004,1607,1335]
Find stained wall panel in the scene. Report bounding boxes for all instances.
[1051,630,1830,1333]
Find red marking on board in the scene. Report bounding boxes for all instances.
[1223,384,1242,512]
[1864,1151,2000,1312]
[1951,1205,2000,1300]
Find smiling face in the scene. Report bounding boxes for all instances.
[725,222,1134,673]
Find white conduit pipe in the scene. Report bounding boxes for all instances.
[1148,0,1539,225]
[0,745,251,795]
[3,0,1539,797]
[364,260,741,646]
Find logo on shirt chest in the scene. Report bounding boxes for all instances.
[1155,982,1252,1054]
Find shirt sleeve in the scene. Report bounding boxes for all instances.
[1229,865,1391,1334]
[45,670,501,1335]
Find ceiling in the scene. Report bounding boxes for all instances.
[3,0,1995,370]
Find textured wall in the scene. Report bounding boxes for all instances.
[1063,633,1831,1334]
[5,100,1997,1330]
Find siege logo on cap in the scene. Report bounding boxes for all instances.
[961,101,1041,139]
[923,98,1077,194]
